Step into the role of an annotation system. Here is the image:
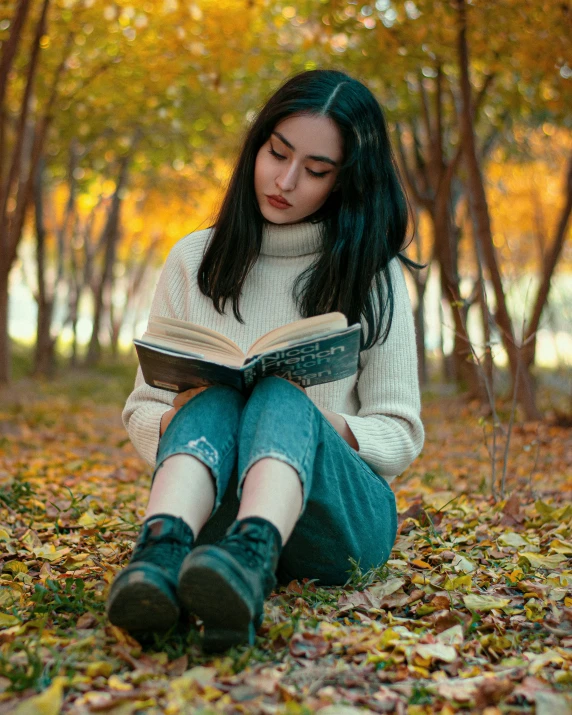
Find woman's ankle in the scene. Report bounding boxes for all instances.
[238,457,303,544]
[146,453,217,536]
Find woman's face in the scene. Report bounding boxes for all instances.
[254,114,343,224]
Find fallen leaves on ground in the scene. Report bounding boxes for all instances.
[0,385,571,714]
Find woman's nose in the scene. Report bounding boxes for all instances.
[276,164,297,192]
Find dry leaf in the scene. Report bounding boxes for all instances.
[290,632,330,659]
[463,594,510,611]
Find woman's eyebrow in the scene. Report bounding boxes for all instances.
[272,131,339,167]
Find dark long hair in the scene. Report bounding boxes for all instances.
[198,69,415,350]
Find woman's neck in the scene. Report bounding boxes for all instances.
[260,220,323,258]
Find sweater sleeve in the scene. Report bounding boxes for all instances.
[338,258,424,482]
[122,241,190,469]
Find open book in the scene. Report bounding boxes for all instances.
[134,312,361,394]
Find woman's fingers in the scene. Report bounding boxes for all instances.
[173,381,305,412]
[173,386,208,409]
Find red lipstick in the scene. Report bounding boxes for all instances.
[267,195,292,209]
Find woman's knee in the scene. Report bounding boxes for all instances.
[179,383,246,414]
[156,385,246,483]
[242,377,313,425]
[247,376,302,404]
[239,377,320,454]
[167,384,246,436]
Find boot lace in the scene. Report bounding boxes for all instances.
[132,536,189,568]
[221,530,267,570]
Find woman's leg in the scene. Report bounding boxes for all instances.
[275,408,397,586]
[145,454,216,538]
[237,457,302,542]
[106,385,246,638]
[236,377,397,585]
[178,376,397,650]
[151,385,246,518]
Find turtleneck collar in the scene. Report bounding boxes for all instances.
[260,220,323,257]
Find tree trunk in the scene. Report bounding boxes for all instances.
[413,276,428,386]
[522,152,572,368]
[33,143,79,375]
[433,204,484,397]
[394,88,482,395]
[35,299,56,376]
[0,0,68,386]
[474,235,494,393]
[33,156,57,376]
[0,269,10,384]
[409,208,428,386]
[85,152,131,366]
[456,0,540,420]
[0,0,49,385]
[60,209,93,367]
[68,246,80,367]
[108,281,120,358]
[0,0,33,174]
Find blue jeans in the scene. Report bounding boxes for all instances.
[154,377,397,585]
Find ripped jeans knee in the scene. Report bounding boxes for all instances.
[185,435,220,470]
[152,387,246,511]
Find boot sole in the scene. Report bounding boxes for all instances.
[178,548,256,652]
[107,564,180,637]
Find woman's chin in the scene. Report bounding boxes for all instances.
[259,206,298,225]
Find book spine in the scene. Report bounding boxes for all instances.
[242,365,256,389]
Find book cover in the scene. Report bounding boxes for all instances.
[134,324,361,394]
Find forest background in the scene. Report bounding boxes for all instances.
[1,0,571,422]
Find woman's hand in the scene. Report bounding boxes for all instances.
[173,386,209,410]
[160,386,210,437]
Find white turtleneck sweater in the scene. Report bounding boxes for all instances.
[122,221,424,484]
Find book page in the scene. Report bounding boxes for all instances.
[139,336,245,367]
[148,316,244,359]
[245,312,347,359]
[145,325,238,354]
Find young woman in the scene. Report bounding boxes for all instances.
[107,69,424,652]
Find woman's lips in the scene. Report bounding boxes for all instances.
[267,195,291,209]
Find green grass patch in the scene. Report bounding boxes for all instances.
[4,342,138,408]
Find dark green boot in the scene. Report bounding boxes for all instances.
[106,514,194,639]
[177,517,282,652]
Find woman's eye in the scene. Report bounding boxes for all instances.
[269,146,329,179]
